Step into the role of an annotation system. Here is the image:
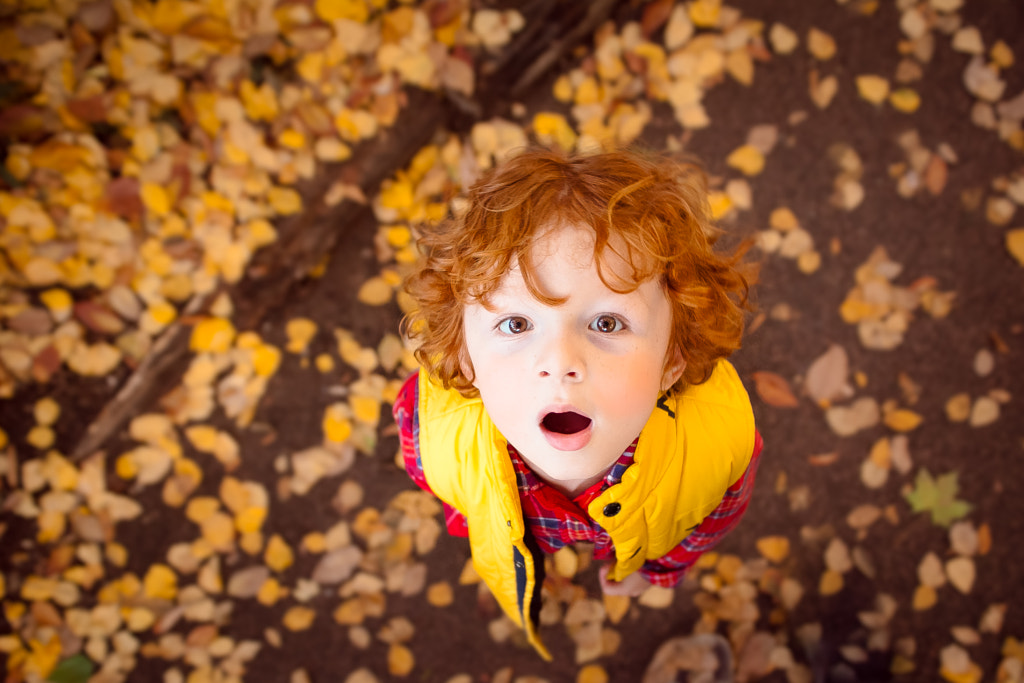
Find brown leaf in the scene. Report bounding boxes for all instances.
[75,300,126,334]
[925,155,948,195]
[641,0,675,37]
[751,371,799,408]
[312,546,363,584]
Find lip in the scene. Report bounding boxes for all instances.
[537,404,593,452]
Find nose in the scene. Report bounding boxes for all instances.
[536,329,585,382]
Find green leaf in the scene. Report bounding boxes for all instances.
[903,468,972,528]
[47,655,94,683]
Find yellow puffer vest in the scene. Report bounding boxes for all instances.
[417,360,754,659]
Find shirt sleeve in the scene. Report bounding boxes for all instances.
[393,370,469,537]
[638,429,764,588]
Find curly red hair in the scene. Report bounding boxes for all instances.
[402,146,756,398]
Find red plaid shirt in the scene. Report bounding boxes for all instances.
[394,371,763,587]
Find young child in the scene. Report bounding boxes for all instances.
[392,147,763,659]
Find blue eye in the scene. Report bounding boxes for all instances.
[590,315,625,333]
[497,317,531,335]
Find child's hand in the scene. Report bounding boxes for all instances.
[598,563,651,597]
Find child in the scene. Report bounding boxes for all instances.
[392,147,763,659]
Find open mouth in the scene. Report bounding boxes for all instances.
[542,411,592,435]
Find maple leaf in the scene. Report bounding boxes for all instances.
[904,468,972,528]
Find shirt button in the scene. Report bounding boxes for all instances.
[602,502,621,517]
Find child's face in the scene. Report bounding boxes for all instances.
[461,224,685,493]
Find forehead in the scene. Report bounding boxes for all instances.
[482,223,660,306]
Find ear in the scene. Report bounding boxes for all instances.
[661,345,686,393]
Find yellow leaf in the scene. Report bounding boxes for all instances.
[37,510,65,543]
[819,569,844,595]
[334,108,377,141]
[553,74,573,102]
[201,512,236,549]
[190,317,236,353]
[350,395,381,425]
[357,276,393,306]
[688,0,721,28]
[1006,229,1024,266]
[315,353,335,372]
[239,80,279,122]
[726,144,765,176]
[756,535,791,563]
[27,425,54,450]
[265,534,294,572]
[426,581,453,607]
[912,584,937,610]
[22,635,61,679]
[186,497,220,523]
[388,643,415,676]
[235,506,267,534]
[279,129,305,150]
[889,88,921,113]
[885,409,922,432]
[39,288,72,318]
[185,425,219,453]
[240,218,277,250]
[252,344,282,377]
[268,187,302,215]
[533,112,577,151]
[286,318,317,354]
[315,0,368,23]
[807,27,837,60]
[578,664,609,683]
[945,393,971,422]
[990,40,1014,69]
[143,564,178,601]
[856,75,890,105]
[140,182,171,216]
[283,606,316,631]
[323,403,353,443]
[693,192,726,224]
[257,577,283,605]
[940,663,982,683]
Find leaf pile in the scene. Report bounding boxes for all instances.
[2,0,1024,682]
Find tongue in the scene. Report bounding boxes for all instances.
[543,412,591,435]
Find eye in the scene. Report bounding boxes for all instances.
[590,315,625,334]
[497,316,531,335]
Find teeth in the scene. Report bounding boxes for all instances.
[543,411,591,435]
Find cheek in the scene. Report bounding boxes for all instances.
[597,353,664,417]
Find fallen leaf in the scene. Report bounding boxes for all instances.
[904,469,972,527]
[969,396,1000,427]
[913,584,937,610]
[804,345,850,403]
[807,28,836,60]
[856,75,890,104]
[946,557,976,594]
[884,409,923,432]
[751,371,799,407]
[756,536,791,563]
[999,227,1024,264]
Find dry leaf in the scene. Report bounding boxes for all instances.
[1007,229,1024,266]
[856,75,890,104]
[751,371,799,408]
[769,24,799,54]
[969,396,1000,427]
[946,557,976,593]
[804,345,851,404]
[807,28,836,60]
[913,584,937,610]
